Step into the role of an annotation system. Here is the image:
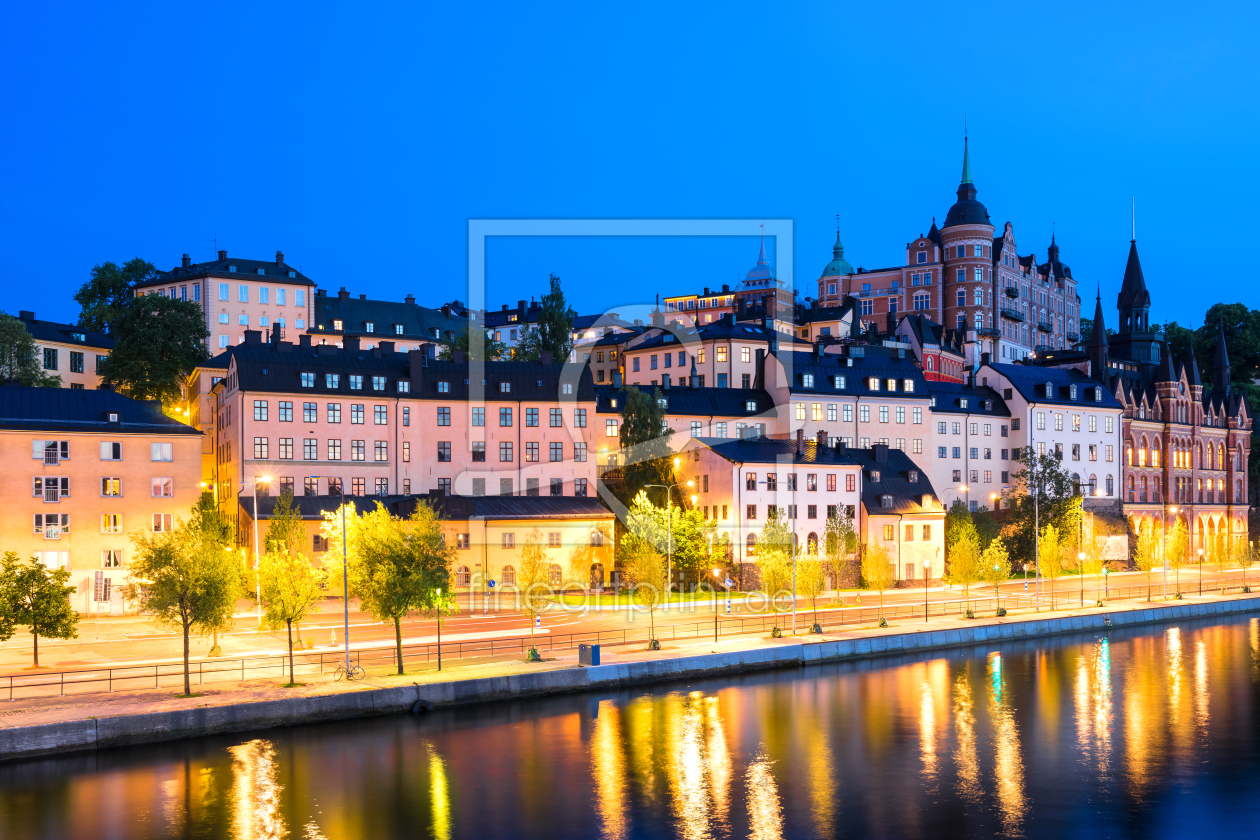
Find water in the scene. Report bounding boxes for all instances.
[3,614,1260,839]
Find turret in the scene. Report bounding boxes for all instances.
[1088,287,1109,383]
[1213,321,1232,396]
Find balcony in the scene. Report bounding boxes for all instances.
[1000,306,1024,321]
[977,327,1000,337]
[856,286,900,298]
[1004,286,1019,298]
[1037,320,1054,332]
[1067,330,1080,342]
[1035,344,1054,352]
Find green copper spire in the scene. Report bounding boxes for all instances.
[960,136,972,185]
[833,229,844,258]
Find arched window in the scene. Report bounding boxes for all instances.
[746,533,757,556]
[1089,474,1097,495]
[1138,436,1147,467]
[1237,479,1243,503]
[455,565,470,587]
[501,565,517,585]
[547,563,562,586]
[1152,438,1161,468]
[926,356,935,371]
[1128,475,1135,502]
[1126,441,1134,466]
[1106,474,1114,496]
[807,532,819,554]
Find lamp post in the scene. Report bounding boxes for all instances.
[436,588,442,672]
[1162,504,1178,600]
[308,475,353,678]
[923,557,931,623]
[1078,551,1085,608]
[712,568,724,642]
[1198,547,1204,596]
[645,472,695,603]
[959,483,969,510]
[252,475,272,624]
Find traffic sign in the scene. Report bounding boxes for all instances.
[724,578,733,587]
[488,580,496,588]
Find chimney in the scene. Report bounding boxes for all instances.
[873,443,889,462]
[453,349,465,363]
[181,254,191,268]
[540,350,554,365]
[833,438,846,455]
[343,336,361,352]
[338,287,350,302]
[518,299,527,311]
[406,294,416,305]
[817,429,828,448]
[980,351,991,366]
[217,250,227,261]
[378,340,395,354]
[243,330,262,345]
[276,250,284,265]
[359,294,367,300]
[299,334,312,349]
[815,340,825,358]
[408,348,428,382]
[18,310,34,320]
[722,283,730,293]
[613,371,622,387]
[796,428,804,455]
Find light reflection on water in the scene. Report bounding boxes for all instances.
[2,613,1260,839]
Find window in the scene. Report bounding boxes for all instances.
[574,442,587,462]
[717,347,728,363]
[526,442,539,462]
[326,373,340,389]
[152,513,173,533]
[301,372,316,388]
[606,419,619,436]
[500,407,513,427]
[254,400,269,421]
[326,439,342,460]
[351,404,364,424]
[218,283,229,301]
[352,478,365,495]
[349,375,363,391]
[374,441,388,461]
[500,381,511,394]
[100,513,123,534]
[351,440,365,461]
[575,478,590,497]
[374,405,388,425]
[747,504,758,520]
[550,441,563,462]
[303,439,318,460]
[325,403,342,424]
[375,478,389,495]
[500,441,514,462]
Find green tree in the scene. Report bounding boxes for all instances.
[618,385,674,501]
[1001,448,1083,567]
[822,505,857,589]
[0,313,61,387]
[263,491,310,646]
[756,508,794,633]
[438,324,508,361]
[98,294,209,405]
[861,542,896,624]
[351,501,456,675]
[74,257,157,333]
[0,552,79,668]
[620,490,714,580]
[1039,523,1065,610]
[1213,532,1239,595]
[980,538,1012,615]
[798,558,828,630]
[190,491,238,654]
[972,505,999,550]
[947,517,982,614]
[621,535,667,647]
[258,548,323,685]
[1132,521,1160,602]
[516,528,552,659]
[319,500,362,603]
[1081,520,1107,604]
[125,503,242,695]
[1166,519,1188,595]
[534,274,577,362]
[1240,540,1257,591]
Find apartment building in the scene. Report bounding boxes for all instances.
[0,386,202,613]
[304,287,465,353]
[924,381,1012,511]
[208,335,601,543]
[977,359,1123,504]
[16,310,114,389]
[137,250,316,350]
[622,317,806,390]
[662,284,736,326]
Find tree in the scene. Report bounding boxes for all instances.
[438,324,508,361]
[98,294,209,405]
[126,503,242,695]
[1039,523,1064,610]
[258,548,323,685]
[798,558,827,631]
[620,490,715,581]
[351,501,456,675]
[0,313,61,387]
[1081,521,1106,604]
[516,528,552,660]
[510,326,543,362]
[264,491,311,648]
[1166,519,1189,596]
[972,506,999,551]
[74,257,157,334]
[534,274,577,362]
[946,510,981,614]
[189,491,238,655]
[621,535,667,647]
[861,542,896,624]
[1240,540,1257,592]
[1132,521,1160,602]
[1001,448,1083,567]
[618,385,674,502]
[319,500,363,603]
[756,509,795,633]
[0,552,79,668]
[980,539,1011,615]
[1213,532,1238,595]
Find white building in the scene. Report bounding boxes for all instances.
[925,381,1014,511]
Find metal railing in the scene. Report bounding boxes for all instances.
[3,578,1253,703]
[1000,307,1024,321]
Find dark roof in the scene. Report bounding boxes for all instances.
[590,329,644,347]
[222,343,596,401]
[15,312,114,350]
[594,385,775,416]
[1116,240,1150,312]
[925,382,1011,417]
[694,437,859,466]
[413,493,614,521]
[846,446,942,515]
[309,292,466,341]
[777,349,929,397]
[627,320,808,351]
[0,385,201,435]
[146,253,314,288]
[984,363,1123,409]
[898,313,963,355]
[199,348,236,371]
[484,303,541,328]
[238,494,395,520]
[572,314,639,331]
[1038,234,1073,280]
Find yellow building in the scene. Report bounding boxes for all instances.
[17,310,114,390]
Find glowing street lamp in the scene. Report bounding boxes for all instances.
[252,475,272,623]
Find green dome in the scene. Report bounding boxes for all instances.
[820,231,853,277]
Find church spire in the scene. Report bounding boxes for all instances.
[1116,238,1151,333]
[1213,321,1232,396]
[1088,285,1109,382]
[960,135,972,185]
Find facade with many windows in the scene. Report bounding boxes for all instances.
[16,310,114,390]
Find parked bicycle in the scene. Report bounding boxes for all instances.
[331,661,365,681]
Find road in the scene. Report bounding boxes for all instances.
[0,566,1248,674]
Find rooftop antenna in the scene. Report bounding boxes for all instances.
[206,234,218,256]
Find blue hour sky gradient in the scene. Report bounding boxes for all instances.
[2,1,1256,328]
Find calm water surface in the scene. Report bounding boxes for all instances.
[3,614,1260,839]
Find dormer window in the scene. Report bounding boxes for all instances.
[228,264,237,272]
[333,320,343,331]
[1070,384,1078,400]
[658,398,668,408]
[500,382,511,393]
[960,398,969,408]
[365,322,375,333]
[1094,388,1102,403]
[867,377,880,391]
[288,270,296,278]
[256,267,266,275]
[509,314,518,322]
[71,332,85,342]
[871,470,881,483]
[802,373,814,388]
[437,381,450,393]
[833,375,846,389]
[903,380,914,392]
[908,470,918,483]
[745,400,757,412]
[395,324,404,335]
[1044,383,1054,398]
[880,495,893,508]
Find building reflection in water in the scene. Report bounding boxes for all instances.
[987,652,1027,835]
[228,739,287,840]
[744,750,783,840]
[428,744,452,840]
[952,665,981,804]
[591,699,627,840]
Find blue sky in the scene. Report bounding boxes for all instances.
[3,1,1256,328]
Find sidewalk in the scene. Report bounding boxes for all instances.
[3,588,1256,741]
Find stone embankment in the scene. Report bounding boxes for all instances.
[2,595,1256,763]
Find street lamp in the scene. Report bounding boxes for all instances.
[923,557,931,623]
[309,475,354,679]
[252,475,272,624]
[1163,504,1178,600]
[1198,547,1204,596]
[959,484,969,509]
[644,475,695,602]
[712,568,725,642]
[1078,551,1085,608]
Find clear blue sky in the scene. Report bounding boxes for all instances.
[3,1,1256,328]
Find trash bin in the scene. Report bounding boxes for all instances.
[578,644,601,667]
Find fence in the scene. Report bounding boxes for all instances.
[1,578,1250,703]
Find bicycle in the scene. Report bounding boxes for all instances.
[331,661,365,681]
